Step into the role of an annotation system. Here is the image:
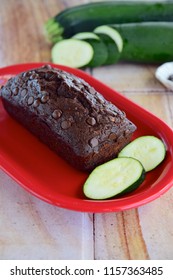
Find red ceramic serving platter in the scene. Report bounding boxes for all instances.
[0,63,173,212]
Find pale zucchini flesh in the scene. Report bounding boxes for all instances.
[83,157,145,200]
[72,32,108,67]
[73,32,100,40]
[118,136,166,172]
[51,39,94,68]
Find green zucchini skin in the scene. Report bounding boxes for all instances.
[118,168,145,196]
[112,22,173,63]
[45,1,173,43]
[78,38,108,67]
[94,33,121,65]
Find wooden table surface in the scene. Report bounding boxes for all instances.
[0,0,173,260]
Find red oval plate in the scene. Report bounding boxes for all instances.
[0,63,173,212]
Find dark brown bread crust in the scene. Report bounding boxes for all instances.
[0,65,136,171]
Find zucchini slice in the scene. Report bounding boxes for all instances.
[94,25,123,65]
[83,157,145,200]
[51,38,94,68]
[118,136,166,172]
[72,32,108,67]
[94,25,123,53]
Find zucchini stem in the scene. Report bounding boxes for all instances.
[45,18,64,43]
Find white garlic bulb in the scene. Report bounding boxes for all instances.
[155,62,173,91]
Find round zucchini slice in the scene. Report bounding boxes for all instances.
[83,157,145,200]
[118,136,166,172]
[51,38,94,68]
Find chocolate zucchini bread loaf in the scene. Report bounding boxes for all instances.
[0,65,136,171]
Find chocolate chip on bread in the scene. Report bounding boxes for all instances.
[0,65,136,171]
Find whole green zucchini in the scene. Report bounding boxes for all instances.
[111,22,173,63]
[45,1,173,43]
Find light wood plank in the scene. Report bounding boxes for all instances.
[0,170,94,259]
[139,188,173,260]
[94,211,149,260]
[93,63,166,92]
